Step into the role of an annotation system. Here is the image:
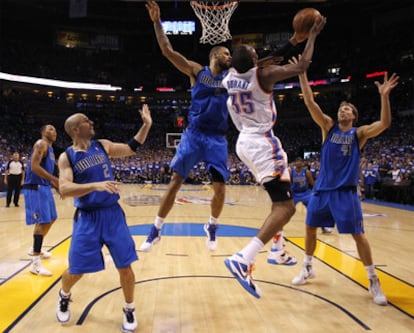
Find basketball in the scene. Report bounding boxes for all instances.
[292,8,322,40]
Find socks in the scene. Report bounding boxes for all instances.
[124,302,135,310]
[209,215,218,225]
[271,230,284,251]
[239,237,264,263]
[154,216,164,229]
[365,264,377,279]
[304,255,313,265]
[60,289,71,298]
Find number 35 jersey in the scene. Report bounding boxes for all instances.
[222,67,277,134]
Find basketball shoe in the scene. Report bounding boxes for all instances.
[122,307,138,332]
[204,223,218,251]
[139,225,161,252]
[224,253,261,298]
[291,263,316,285]
[267,249,297,265]
[30,262,52,276]
[369,277,387,305]
[28,248,52,259]
[56,290,71,324]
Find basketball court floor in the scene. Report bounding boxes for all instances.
[0,184,413,332]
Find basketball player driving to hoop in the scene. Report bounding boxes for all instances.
[140,0,232,252]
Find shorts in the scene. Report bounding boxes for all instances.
[170,127,229,181]
[69,204,138,274]
[24,185,57,225]
[236,131,290,185]
[306,189,364,234]
[293,190,312,206]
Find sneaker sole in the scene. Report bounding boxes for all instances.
[224,258,261,298]
[139,237,160,252]
[267,258,297,266]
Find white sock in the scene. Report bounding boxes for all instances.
[209,216,218,225]
[32,255,41,266]
[365,264,377,279]
[60,289,71,297]
[239,237,264,263]
[304,255,313,265]
[124,302,135,310]
[154,216,164,229]
[271,230,284,251]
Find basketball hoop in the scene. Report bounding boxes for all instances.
[190,1,239,45]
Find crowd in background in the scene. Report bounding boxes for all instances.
[0,4,413,205]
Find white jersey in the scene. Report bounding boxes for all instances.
[222,67,277,134]
[222,67,289,184]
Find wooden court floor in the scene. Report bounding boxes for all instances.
[0,184,413,333]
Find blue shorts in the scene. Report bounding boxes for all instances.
[24,185,57,225]
[69,204,138,274]
[170,127,229,181]
[306,189,364,234]
[293,190,312,206]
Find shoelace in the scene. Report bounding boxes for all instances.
[59,297,71,312]
[124,309,135,323]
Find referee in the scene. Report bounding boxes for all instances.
[4,152,25,207]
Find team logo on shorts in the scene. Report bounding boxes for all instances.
[32,213,39,221]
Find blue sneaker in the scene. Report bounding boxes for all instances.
[204,223,218,251]
[139,225,161,252]
[224,254,261,298]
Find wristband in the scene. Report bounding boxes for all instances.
[269,41,295,58]
[128,138,140,151]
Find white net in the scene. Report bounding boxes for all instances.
[190,1,239,45]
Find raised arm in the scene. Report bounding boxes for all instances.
[145,0,202,80]
[296,67,334,140]
[357,72,399,148]
[259,16,326,88]
[101,103,153,158]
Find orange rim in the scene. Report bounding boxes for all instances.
[190,1,238,10]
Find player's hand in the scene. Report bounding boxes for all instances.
[309,15,326,38]
[139,103,152,127]
[375,72,399,97]
[96,181,121,194]
[146,1,161,23]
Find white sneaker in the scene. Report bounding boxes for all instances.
[122,308,138,332]
[369,277,387,305]
[56,290,71,324]
[139,225,161,252]
[30,264,52,276]
[267,249,297,265]
[28,248,52,259]
[292,264,315,285]
[322,227,333,234]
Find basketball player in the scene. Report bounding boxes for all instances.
[290,157,333,234]
[24,125,59,276]
[140,1,232,252]
[56,105,152,331]
[221,17,326,297]
[4,152,25,207]
[291,58,399,306]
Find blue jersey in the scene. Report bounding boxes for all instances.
[66,140,119,209]
[291,168,309,193]
[188,66,228,135]
[315,124,360,191]
[24,144,55,186]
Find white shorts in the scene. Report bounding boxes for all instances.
[236,132,290,185]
